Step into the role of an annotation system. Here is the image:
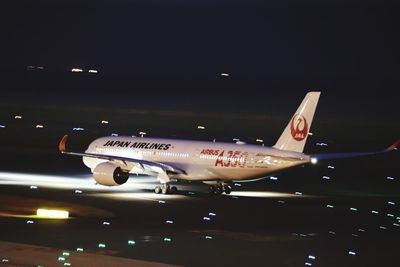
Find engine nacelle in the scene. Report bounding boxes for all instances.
[93,162,129,186]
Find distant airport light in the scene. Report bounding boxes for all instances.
[103,221,110,225]
[1,259,9,263]
[328,231,336,235]
[62,252,70,256]
[203,216,211,221]
[139,131,147,137]
[111,133,119,136]
[14,115,22,119]
[308,132,313,136]
[98,243,106,248]
[165,220,174,224]
[0,124,5,128]
[205,236,213,240]
[35,124,44,129]
[393,223,400,227]
[163,237,172,242]
[58,257,66,262]
[197,125,205,130]
[72,127,84,131]
[326,204,334,208]
[220,73,230,77]
[71,68,83,72]
[305,262,312,266]
[308,255,316,260]
[310,158,318,164]
[388,201,395,205]
[295,191,303,195]
[26,220,34,224]
[101,120,109,124]
[76,247,84,252]
[158,200,166,204]
[327,165,335,169]
[379,226,387,230]
[270,176,278,181]
[75,189,83,194]
[128,240,136,245]
[234,183,241,187]
[371,210,379,214]
[256,139,264,143]
[37,66,44,70]
[387,213,394,217]
[350,207,358,212]
[64,263,71,266]
[358,228,365,232]
[348,251,356,256]
[30,185,38,189]
[36,209,69,219]
[387,176,395,180]
[88,69,98,73]
[322,176,331,180]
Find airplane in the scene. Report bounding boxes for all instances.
[58,92,399,195]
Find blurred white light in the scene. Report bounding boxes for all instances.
[0,125,5,128]
[256,139,264,143]
[388,201,395,205]
[371,210,379,214]
[101,120,109,124]
[295,191,303,195]
[203,217,210,221]
[230,191,304,198]
[75,189,82,194]
[220,73,230,77]
[111,133,118,136]
[30,185,38,189]
[327,165,335,169]
[26,220,34,224]
[72,127,84,131]
[88,69,98,73]
[305,263,312,266]
[197,125,205,130]
[270,176,278,181]
[387,176,395,180]
[14,115,22,119]
[71,68,83,72]
[308,132,313,136]
[310,158,318,164]
[326,204,334,208]
[166,220,174,224]
[308,255,316,260]
[322,176,331,180]
[208,212,216,216]
[103,221,110,225]
[35,124,44,128]
[350,207,358,211]
[139,131,147,137]
[348,251,356,256]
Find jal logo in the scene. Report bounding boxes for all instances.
[290,114,308,141]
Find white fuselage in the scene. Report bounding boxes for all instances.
[83,136,311,182]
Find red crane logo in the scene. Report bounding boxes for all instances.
[290,114,308,141]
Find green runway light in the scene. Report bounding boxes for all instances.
[76,247,84,252]
[128,240,136,245]
[62,252,70,256]
[58,257,65,261]
[98,243,106,248]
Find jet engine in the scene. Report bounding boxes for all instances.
[93,162,129,186]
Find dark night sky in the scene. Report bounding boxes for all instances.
[1,0,399,122]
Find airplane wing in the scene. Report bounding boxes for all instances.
[58,135,186,175]
[310,139,399,160]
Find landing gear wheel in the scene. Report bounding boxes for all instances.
[214,185,223,195]
[170,186,178,194]
[154,186,162,194]
[161,184,170,194]
[223,185,232,194]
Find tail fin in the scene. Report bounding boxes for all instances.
[273,91,321,153]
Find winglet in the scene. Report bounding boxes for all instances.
[387,139,400,151]
[59,135,68,153]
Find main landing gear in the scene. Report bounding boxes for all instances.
[209,183,232,195]
[154,184,178,194]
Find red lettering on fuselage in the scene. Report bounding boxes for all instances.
[215,150,248,168]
